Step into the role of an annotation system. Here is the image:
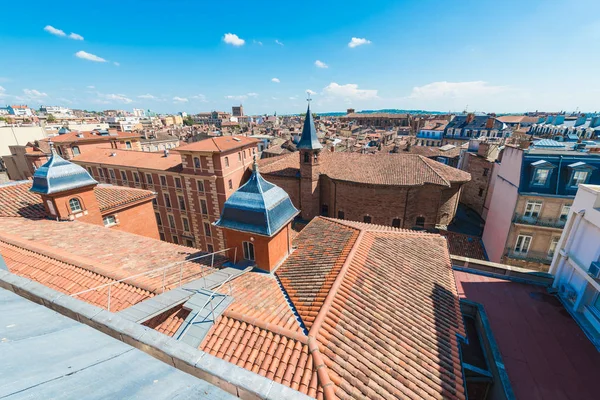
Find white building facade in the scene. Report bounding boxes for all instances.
[550,184,600,347]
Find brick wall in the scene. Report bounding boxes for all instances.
[460,153,493,216]
[106,200,160,239]
[263,175,300,209]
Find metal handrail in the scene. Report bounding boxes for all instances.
[176,271,236,340]
[70,247,232,311]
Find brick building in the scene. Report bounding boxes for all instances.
[73,136,259,251]
[258,105,471,230]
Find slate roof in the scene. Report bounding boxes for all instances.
[258,152,471,187]
[30,151,98,194]
[174,217,467,400]
[0,181,155,218]
[296,105,323,150]
[176,136,258,153]
[215,161,299,236]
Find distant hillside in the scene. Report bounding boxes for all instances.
[296,109,446,117]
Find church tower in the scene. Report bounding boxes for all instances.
[297,102,322,220]
[30,143,103,225]
[214,157,299,272]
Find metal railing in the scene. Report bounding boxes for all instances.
[513,214,567,229]
[70,247,232,312]
[505,248,553,265]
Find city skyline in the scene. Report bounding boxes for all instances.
[1,0,600,114]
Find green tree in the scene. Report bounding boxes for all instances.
[183,116,194,126]
[47,114,56,123]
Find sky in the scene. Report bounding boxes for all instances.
[1,0,600,115]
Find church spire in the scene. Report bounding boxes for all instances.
[296,97,322,150]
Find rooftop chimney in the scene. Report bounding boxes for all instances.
[466,113,475,124]
[486,117,495,129]
[110,152,117,157]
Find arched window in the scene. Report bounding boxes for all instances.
[71,146,81,156]
[243,241,255,261]
[415,216,425,228]
[304,152,310,163]
[69,198,82,213]
[194,157,201,168]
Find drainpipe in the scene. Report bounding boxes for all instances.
[403,187,411,228]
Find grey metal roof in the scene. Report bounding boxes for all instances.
[296,105,323,150]
[30,149,98,194]
[215,160,299,236]
[532,139,566,148]
[0,287,235,400]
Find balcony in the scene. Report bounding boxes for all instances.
[513,214,567,229]
[505,248,553,265]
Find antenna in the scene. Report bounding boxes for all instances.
[306,91,312,103]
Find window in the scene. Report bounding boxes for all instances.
[175,177,182,188]
[570,170,589,187]
[69,198,82,213]
[146,174,153,184]
[125,141,132,149]
[228,179,233,190]
[478,188,484,197]
[304,152,310,163]
[243,241,255,261]
[532,169,550,186]
[337,210,345,220]
[172,235,179,244]
[548,237,560,258]
[560,205,571,221]
[197,180,205,192]
[86,167,92,175]
[200,199,208,215]
[120,171,127,182]
[392,218,401,228]
[207,244,214,253]
[99,168,105,178]
[109,169,116,180]
[363,215,372,223]
[159,232,165,241]
[415,216,425,228]
[194,157,201,168]
[436,157,447,165]
[204,222,212,237]
[225,157,229,167]
[164,194,172,208]
[103,215,117,227]
[160,175,167,187]
[321,204,329,216]
[72,146,81,156]
[238,152,242,161]
[515,235,532,254]
[182,217,190,232]
[483,168,489,177]
[524,201,542,218]
[178,195,186,210]
[155,212,162,226]
[152,198,157,207]
[133,172,140,184]
[186,239,194,247]
[168,214,176,229]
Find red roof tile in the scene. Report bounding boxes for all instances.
[73,148,182,171]
[439,230,487,260]
[176,136,258,153]
[45,130,140,143]
[94,184,155,211]
[143,305,190,336]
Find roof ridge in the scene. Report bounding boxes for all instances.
[222,310,308,344]
[420,155,451,186]
[0,230,155,293]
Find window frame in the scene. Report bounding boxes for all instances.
[178,195,186,210]
[337,210,345,220]
[515,234,532,254]
[243,241,255,261]
[204,222,212,237]
[68,198,82,213]
[532,168,551,186]
[160,175,168,187]
[363,215,372,223]
[524,200,543,218]
[175,177,182,188]
[120,170,127,182]
[194,157,201,169]
[197,180,205,192]
[103,215,117,227]
[225,156,229,167]
[133,172,140,184]
[146,173,153,185]
[200,199,208,215]
[415,216,425,228]
[392,218,401,228]
[569,170,589,188]
[155,212,162,226]
[168,214,176,229]
[182,217,190,232]
[164,193,172,208]
[560,204,571,221]
[71,146,81,156]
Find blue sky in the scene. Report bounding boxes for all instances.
[1,0,600,115]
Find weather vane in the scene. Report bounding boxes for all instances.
[306,91,312,103]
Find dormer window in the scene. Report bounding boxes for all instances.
[570,170,589,187]
[533,169,550,185]
[530,160,556,187]
[567,162,595,188]
[72,146,81,156]
[69,198,82,213]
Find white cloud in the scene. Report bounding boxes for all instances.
[275,39,284,46]
[253,40,263,46]
[348,37,371,48]
[104,93,132,103]
[315,60,328,69]
[113,62,120,66]
[271,97,278,100]
[271,78,280,83]
[289,96,297,100]
[408,81,509,99]
[246,92,258,97]
[44,25,66,37]
[322,82,378,100]
[23,89,49,100]
[191,94,208,102]
[138,93,156,99]
[0,86,6,97]
[87,85,95,89]
[69,32,84,40]
[173,96,189,103]
[225,94,248,101]
[306,89,317,95]
[75,51,107,63]
[223,33,245,46]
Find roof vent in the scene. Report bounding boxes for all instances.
[164,149,169,157]
[110,152,117,157]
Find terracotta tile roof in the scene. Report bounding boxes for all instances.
[201,312,322,398]
[45,130,140,143]
[439,230,487,260]
[406,145,462,159]
[259,152,471,186]
[0,218,222,293]
[176,136,258,153]
[94,184,155,211]
[277,219,360,330]
[143,305,190,336]
[0,181,155,217]
[343,112,409,119]
[0,239,153,311]
[73,148,182,172]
